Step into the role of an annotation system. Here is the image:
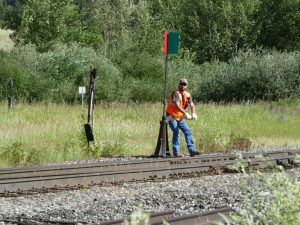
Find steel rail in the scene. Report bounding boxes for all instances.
[0,150,299,195]
[1,210,175,225]
[152,207,232,225]
[1,149,298,179]
[98,210,175,225]
[0,159,233,193]
[0,154,233,180]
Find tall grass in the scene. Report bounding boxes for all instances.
[0,100,300,167]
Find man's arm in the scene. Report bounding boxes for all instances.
[189,97,197,120]
[173,92,187,115]
[190,102,196,114]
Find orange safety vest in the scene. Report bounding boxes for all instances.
[166,90,191,121]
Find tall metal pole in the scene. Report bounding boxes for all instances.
[153,54,170,157]
[162,54,168,118]
[153,31,180,158]
[161,54,169,157]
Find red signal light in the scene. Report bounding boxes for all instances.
[163,32,169,55]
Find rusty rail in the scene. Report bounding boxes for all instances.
[1,208,231,225]
[0,150,299,196]
[1,210,175,225]
[153,207,232,225]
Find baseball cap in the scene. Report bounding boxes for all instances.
[179,78,188,85]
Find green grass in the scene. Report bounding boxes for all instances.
[0,29,14,51]
[1,100,300,167]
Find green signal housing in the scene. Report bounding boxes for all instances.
[168,32,180,54]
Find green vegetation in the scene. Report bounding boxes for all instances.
[0,101,299,167]
[0,0,299,104]
[124,208,151,225]
[1,0,300,61]
[124,163,300,225]
[217,160,300,225]
[0,1,298,222]
[0,47,299,103]
[0,0,299,165]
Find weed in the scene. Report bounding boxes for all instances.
[26,147,44,165]
[124,208,150,225]
[83,141,102,158]
[1,142,44,166]
[100,138,127,157]
[197,134,223,153]
[218,160,300,225]
[1,142,25,165]
[225,133,252,151]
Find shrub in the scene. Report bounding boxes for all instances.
[2,45,300,103]
[117,51,164,102]
[0,48,50,102]
[36,43,122,103]
[194,50,300,102]
[1,142,44,166]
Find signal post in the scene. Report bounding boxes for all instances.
[153,32,180,157]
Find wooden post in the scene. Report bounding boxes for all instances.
[84,67,96,146]
[8,78,13,108]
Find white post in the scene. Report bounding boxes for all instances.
[79,87,86,110]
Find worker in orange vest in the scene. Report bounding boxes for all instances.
[166,78,200,157]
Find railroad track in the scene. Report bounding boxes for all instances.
[0,150,299,196]
[1,210,175,225]
[154,207,232,225]
[2,207,232,225]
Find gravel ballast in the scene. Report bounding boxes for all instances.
[0,167,299,224]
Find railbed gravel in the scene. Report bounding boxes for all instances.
[0,147,299,225]
[0,169,299,225]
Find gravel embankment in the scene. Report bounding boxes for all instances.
[0,167,299,225]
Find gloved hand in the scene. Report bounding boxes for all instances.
[192,113,198,120]
[185,113,192,120]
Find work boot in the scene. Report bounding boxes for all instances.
[190,151,201,157]
[174,153,184,158]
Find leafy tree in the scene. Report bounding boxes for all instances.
[147,0,183,31]
[92,0,134,58]
[254,0,300,51]
[19,0,78,51]
[92,0,165,67]
[0,0,24,31]
[179,0,259,63]
[127,0,165,56]
[0,0,102,52]
[16,0,64,51]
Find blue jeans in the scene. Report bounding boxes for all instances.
[168,118,196,155]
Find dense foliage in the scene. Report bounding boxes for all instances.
[0,0,300,103]
[1,46,299,103]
